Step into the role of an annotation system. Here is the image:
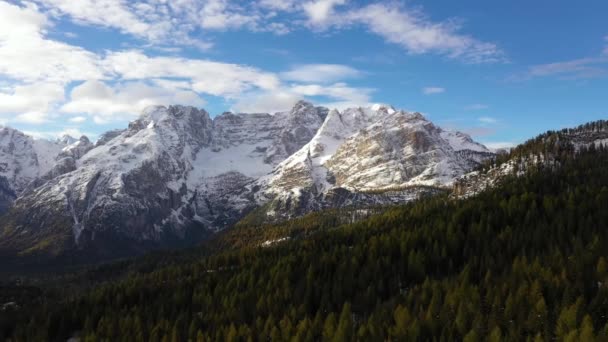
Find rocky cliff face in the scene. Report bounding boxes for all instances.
[0,176,15,214]
[256,105,492,220]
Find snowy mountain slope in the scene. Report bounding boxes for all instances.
[24,135,96,193]
[0,102,328,258]
[0,126,66,195]
[256,105,492,219]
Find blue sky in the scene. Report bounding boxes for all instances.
[0,0,607,149]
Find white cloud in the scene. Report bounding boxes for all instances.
[303,0,346,26]
[61,80,206,122]
[515,37,608,81]
[23,127,95,140]
[35,0,213,48]
[290,82,372,104]
[281,64,360,83]
[0,1,103,83]
[232,90,302,113]
[103,50,281,97]
[200,0,257,30]
[258,0,298,11]
[0,82,65,123]
[68,116,87,123]
[196,0,290,34]
[478,116,497,124]
[37,0,152,38]
[465,103,489,110]
[422,87,445,95]
[523,57,608,80]
[232,81,372,113]
[35,0,291,47]
[343,3,503,63]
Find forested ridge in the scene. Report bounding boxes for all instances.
[2,134,608,341]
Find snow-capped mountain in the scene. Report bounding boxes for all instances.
[0,101,491,260]
[255,105,493,219]
[0,126,69,201]
[0,102,328,257]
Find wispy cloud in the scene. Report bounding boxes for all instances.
[422,87,445,95]
[23,127,96,140]
[281,64,361,83]
[342,3,505,63]
[302,0,346,27]
[465,103,489,110]
[526,57,608,79]
[514,37,608,80]
[232,82,374,113]
[33,0,294,50]
[68,116,87,123]
[478,116,497,124]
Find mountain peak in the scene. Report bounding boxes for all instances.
[58,134,78,145]
[292,100,315,111]
[132,105,212,135]
[370,103,397,114]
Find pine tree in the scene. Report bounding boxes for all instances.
[578,315,595,342]
[333,303,353,342]
[322,313,337,340]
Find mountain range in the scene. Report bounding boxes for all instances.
[0,101,496,262]
[3,117,608,341]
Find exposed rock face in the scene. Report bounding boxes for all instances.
[95,129,125,147]
[257,105,492,220]
[0,176,15,214]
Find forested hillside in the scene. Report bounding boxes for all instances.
[2,141,608,341]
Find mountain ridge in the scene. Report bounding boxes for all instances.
[0,101,492,262]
